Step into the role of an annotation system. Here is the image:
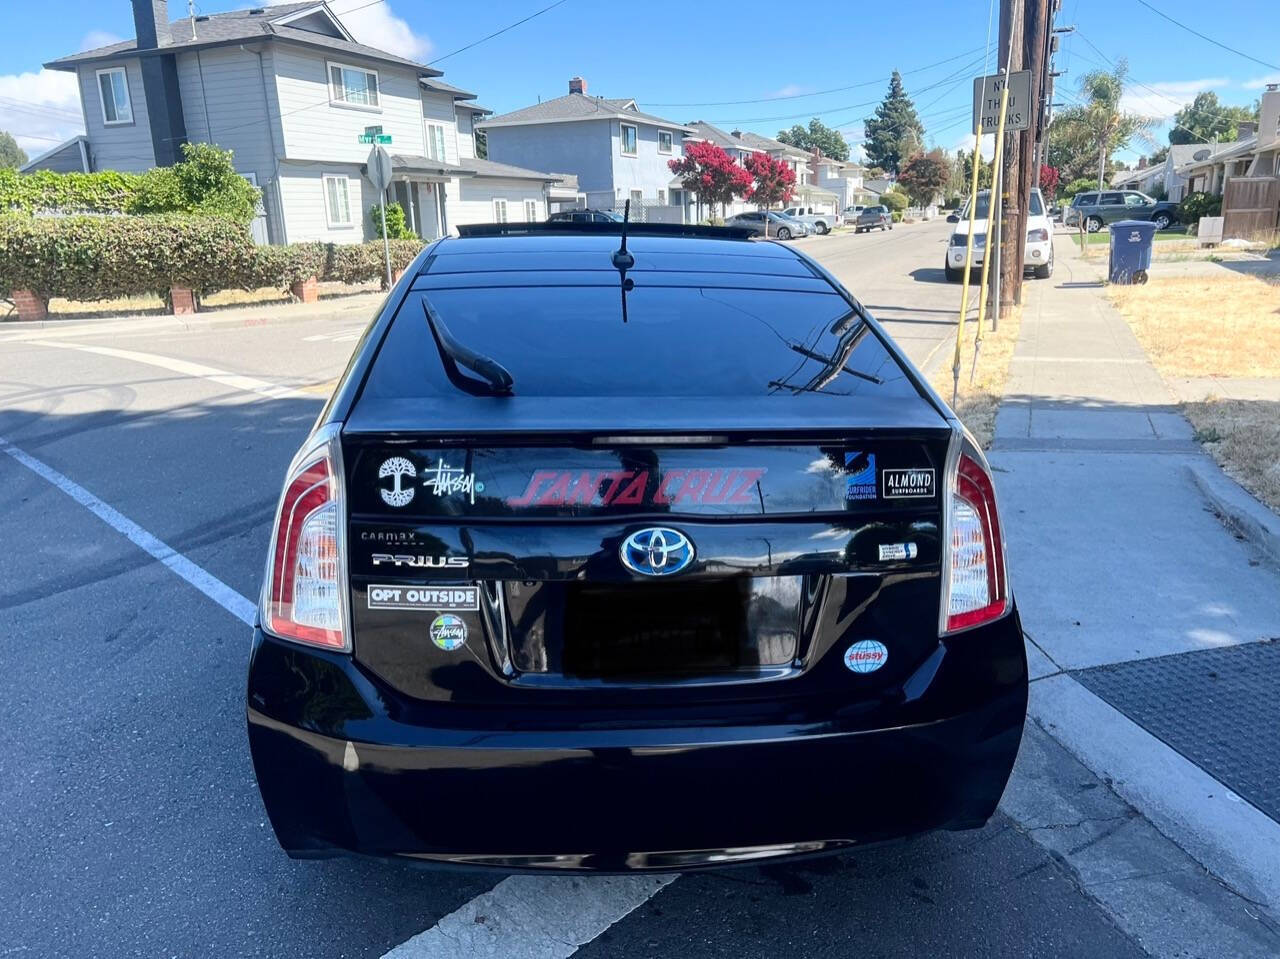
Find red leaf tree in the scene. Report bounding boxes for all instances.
[744,151,796,210]
[668,141,754,219]
[896,149,950,209]
[1039,163,1060,199]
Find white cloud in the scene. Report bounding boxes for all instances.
[79,30,123,52]
[1119,77,1229,121]
[1243,72,1280,90]
[0,68,84,157]
[270,0,432,61]
[768,84,810,99]
[953,132,996,161]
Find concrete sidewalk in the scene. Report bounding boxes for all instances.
[988,235,1280,937]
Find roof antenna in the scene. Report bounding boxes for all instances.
[613,199,635,324]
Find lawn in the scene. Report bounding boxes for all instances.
[1073,228,1188,246]
[1108,273,1280,512]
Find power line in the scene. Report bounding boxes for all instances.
[1131,0,1279,72]
[645,47,985,107]
[709,53,989,125]
[427,0,570,65]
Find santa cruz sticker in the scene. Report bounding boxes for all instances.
[368,585,478,612]
[844,451,876,501]
[882,467,935,499]
[844,639,889,674]
[429,613,468,651]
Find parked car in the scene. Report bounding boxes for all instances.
[842,204,867,221]
[725,210,811,239]
[1062,190,1179,232]
[944,187,1053,280]
[548,209,624,224]
[854,206,893,233]
[781,206,839,234]
[248,219,1027,872]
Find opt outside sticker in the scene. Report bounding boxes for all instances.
[844,639,889,674]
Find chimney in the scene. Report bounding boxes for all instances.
[1259,85,1280,147]
[1137,156,1147,169]
[131,0,187,166]
[1234,121,1257,140]
[731,129,742,139]
[132,0,172,48]
[569,76,586,95]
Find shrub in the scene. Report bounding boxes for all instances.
[0,213,425,302]
[0,144,259,223]
[881,189,908,214]
[891,211,905,223]
[370,202,415,240]
[1179,191,1221,223]
[1063,177,1097,201]
[0,213,254,300]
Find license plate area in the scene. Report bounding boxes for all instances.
[510,576,802,681]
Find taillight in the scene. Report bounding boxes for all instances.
[261,425,349,650]
[1027,227,1049,242]
[941,434,1010,634]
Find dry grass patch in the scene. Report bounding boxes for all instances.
[43,280,383,319]
[1108,273,1280,378]
[929,304,1024,448]
[1185,399,1280,513]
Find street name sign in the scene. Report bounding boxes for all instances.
[972,70,1032,134]
[358,134,392,144]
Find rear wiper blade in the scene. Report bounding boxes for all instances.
[421,296,514,396]
[786,341,883,385]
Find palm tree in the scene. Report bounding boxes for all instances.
[1055,60,1154,189]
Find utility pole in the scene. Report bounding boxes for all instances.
[994,0,1025,321]
[1014,0,1052,305]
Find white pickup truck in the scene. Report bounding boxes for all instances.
[781,206,840,235]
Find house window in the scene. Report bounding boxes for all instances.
[657,189,666,204]
[425,123,447,160]
[524,199,538,221]
[630,189,643,204]
[328,62,380,109]
[322,174,353,228]
[493,198,508,222]
[620,123,638,156]
[657,130,673,154]
[96,67,132,125]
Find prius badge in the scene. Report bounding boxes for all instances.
[620,527,695,577]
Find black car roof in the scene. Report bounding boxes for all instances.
[411,232,825,291]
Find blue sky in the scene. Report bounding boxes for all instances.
[4,0,1277,165]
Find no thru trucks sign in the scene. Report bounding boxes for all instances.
[972,71,1032,134]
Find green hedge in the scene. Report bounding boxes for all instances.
[0,213,425,302]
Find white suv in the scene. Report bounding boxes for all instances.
[945,188,1053,281]
[781,206,838,234]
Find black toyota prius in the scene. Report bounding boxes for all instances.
[247,221,1027,871]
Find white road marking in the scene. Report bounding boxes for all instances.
[31,341,307,401]
[382,874,675,959]
[302,327,364,343]
[0,437,256,626]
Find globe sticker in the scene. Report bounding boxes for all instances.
[844,639,888,674]
[429,613,467,651]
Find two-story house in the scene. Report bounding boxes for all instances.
[32,0,559,243]
[478,77,694,211]
[813,157,877,210]
[716,128,839,214]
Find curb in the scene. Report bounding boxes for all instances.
[1186,460,1280,569]
[0,292,383,341]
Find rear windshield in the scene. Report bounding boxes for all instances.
[362,284,918,400]
[966,192,1044,218]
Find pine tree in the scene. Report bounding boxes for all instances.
[864,72,924,176]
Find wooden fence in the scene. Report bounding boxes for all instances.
[1222,176,1280,240]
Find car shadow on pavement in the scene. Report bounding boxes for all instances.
[909,267,951,284]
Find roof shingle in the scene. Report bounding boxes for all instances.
[478,93,693,132]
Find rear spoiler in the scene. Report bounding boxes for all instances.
[456,222,756,241]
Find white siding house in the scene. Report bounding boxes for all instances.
[42,1,558,244]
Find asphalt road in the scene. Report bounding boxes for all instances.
[0,224,1147,958]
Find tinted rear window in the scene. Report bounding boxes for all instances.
[362,284,917,400]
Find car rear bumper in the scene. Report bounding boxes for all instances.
[948,240,1052,270]
[246,610,1027,872]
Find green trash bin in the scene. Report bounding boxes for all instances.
[1108,220,1157,284]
